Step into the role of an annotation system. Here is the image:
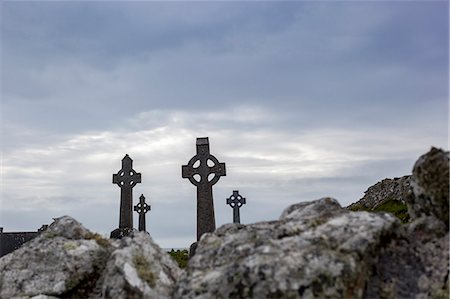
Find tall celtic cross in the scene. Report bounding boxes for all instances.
[182,137,226,241]
[226,190,246,224]
[111,154,141,238]
[134,194,151,232]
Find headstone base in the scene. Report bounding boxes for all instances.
[110,228,135,239]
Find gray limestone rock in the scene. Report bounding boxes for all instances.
[364,147,449,299]
[0,216,111,299]
[407,147,449,226]
[280,197,344,221]
[364,216,449,299]
[0,216,181,299]
[174,197,399,299]
[101,232,181,299]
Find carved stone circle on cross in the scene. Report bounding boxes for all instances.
[182,137,226,241]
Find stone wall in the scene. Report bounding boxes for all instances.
[0,231,38,258]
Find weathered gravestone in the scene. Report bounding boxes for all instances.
[134,194,151,232]
[226,190,246,224]
[111,154,141,239]
[182,137,226,242]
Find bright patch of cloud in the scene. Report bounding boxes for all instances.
[1,106,443,247]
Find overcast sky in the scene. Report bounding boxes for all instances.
[1,1,448,248]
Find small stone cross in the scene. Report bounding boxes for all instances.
[111,154,141,238]
[226,190,246,224]
[182,137,226,241]
[134,194,151,232]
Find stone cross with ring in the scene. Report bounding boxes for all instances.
[182,137,226,241]
[134,194,151,232]
[111,154,141,238]
[226,190,246,224]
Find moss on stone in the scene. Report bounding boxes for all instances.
[63,242,77,251]
[348,204,367,212]
[61,247,111,299]
[43,231,59,239]
[85,232,110,248]
[133,254,156,287]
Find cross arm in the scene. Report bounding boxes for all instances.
[182,165,192,178]
[134,173,142,184]
[210,162,226,177]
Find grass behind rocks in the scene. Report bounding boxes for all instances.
[168,249,189,269]
[350,198,410,224]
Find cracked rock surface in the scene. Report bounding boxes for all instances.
[407,147,449,226]
[0,217,181,299]
[0,217,109,298]
[174,198,399,299]
[102,232,181,299]
[364,147,449,299]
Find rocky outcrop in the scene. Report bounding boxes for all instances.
[101,233,181,299]
[364,216,448,299]
[364,147,449,299]
[348,176,411,210]
[0,217,181,299]
[0,147,447,299]
[174,197,399,298]
[0,217,109,298]
[407,147,449,226]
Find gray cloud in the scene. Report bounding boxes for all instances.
[1,1,447,248]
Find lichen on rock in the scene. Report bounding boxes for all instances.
[174,198,399,299]
[0,216,111,298]
[407,147,449,227]
[133,253,156,287]
[101,232,181,299]
[364,147,449,299]
[0,217,181,299]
